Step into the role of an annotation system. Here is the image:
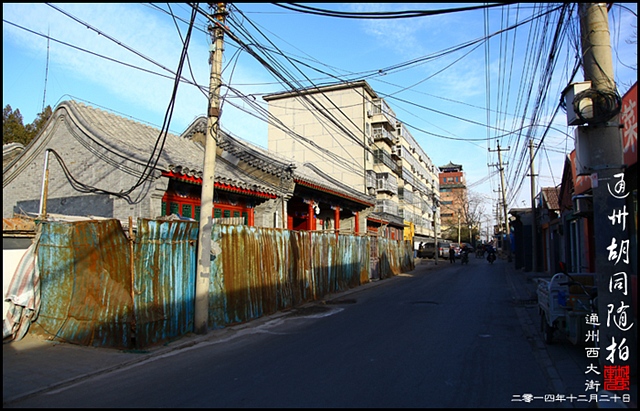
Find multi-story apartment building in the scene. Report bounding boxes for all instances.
[438,162,467,241]
[263,80,440,244]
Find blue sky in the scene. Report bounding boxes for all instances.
[3,3,637,222]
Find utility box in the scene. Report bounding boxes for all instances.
[563,81,593,125]
[574,125,624,175]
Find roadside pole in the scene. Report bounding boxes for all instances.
[489,143,512,262]
[433,193,439,265]
[194,3,226,335]
[575,3,635,384]
[528,139,537,272]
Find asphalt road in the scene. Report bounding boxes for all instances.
[8,257,567,408]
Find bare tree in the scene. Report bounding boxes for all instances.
[439,189,489,244]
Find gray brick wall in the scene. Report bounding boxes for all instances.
[254,198,282,228]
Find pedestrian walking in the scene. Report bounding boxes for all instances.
[449,247,455,263]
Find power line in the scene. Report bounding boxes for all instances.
[273,3,518,19]
[37,5,200,201]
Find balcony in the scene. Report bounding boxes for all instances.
[376,172,398,195]
[368,99,397,130]
[375,199,398,215]
[372,126,395,146]
[373,149,398,171]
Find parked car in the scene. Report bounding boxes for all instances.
[417,241,450,259]
[438,241,451,258]
[419,242,437,259]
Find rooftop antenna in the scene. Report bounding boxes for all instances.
[42,26,50,112]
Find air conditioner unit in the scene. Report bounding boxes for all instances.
[367,110,373,118]
[562,81,592,125]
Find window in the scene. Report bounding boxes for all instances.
[373,148,384,164]
[182,204,192,219]
[162,179,254,226]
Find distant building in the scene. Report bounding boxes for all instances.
[438,161,467,240]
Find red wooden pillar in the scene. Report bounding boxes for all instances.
[308,201,316,231]
[354,211,359,234]
[334,206,340,232]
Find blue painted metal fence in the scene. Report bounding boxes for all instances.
[133,219,198,348]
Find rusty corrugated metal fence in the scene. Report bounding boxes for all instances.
[31,220,133,348]
[29,219,414,348]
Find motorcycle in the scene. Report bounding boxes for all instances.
[487,252,496,264]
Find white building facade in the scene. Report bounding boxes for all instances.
[264,80,440,244]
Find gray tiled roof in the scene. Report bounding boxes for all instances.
[63,101,279,196]
[439,161,463,171]
[62,102,374,205]
[66,100,204,173]
[224,132,374,205]
[186,117,375,206]
[3,143,24,170]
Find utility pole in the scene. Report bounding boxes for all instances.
[489,143,512,262]
[194,2,226,335]
[433,192,439,265]
[494,201,501,248]
[528,138,537,272]
[575,4,635,376]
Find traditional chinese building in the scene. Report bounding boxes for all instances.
[2,100,375,233]
[438,161,467,241]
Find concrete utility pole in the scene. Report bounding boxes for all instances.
[575,3,635,375]
[528,139,537,272]
[194,2,226,335]
[433,192,439,265]
[489,143,512,262]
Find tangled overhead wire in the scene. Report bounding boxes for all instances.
[572,88,622,125]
